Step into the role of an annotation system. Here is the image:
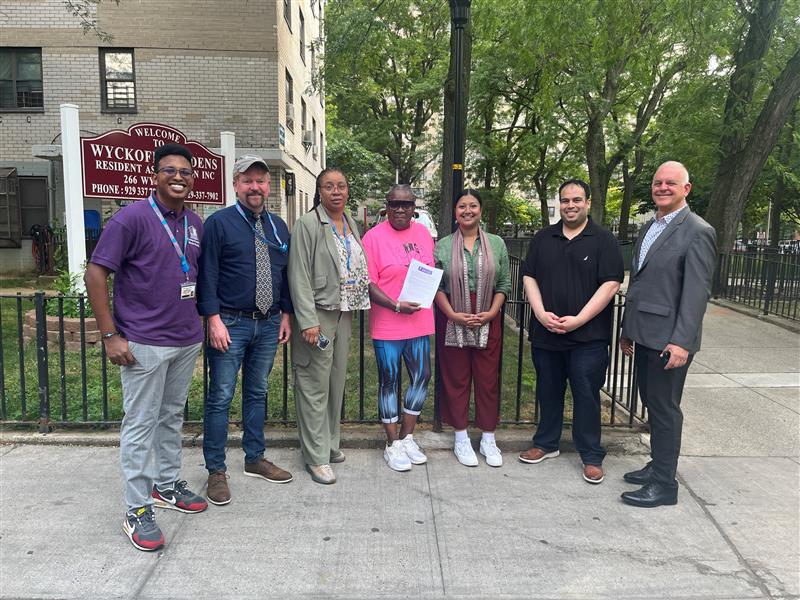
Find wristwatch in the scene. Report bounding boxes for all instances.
[394,301,401,313]
[102,331,120,340]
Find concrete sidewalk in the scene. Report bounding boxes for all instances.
[0,304,798,600]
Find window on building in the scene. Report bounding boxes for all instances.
[310,0,317,17]
[0,48,43,111]
[285,70,294,131]
[283,0,292,30]
[548,206,555,218]
[100,49,136,112]
[20,177,48,238]
[299,10,306,63]
[312,118,318,158]
[301,98,307,132]
[310,40,316,72]
[320,133,325,168]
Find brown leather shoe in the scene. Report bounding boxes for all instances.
[244,458,293,483]
[583,464,604,484]
[207,471,231,505]
[518,447,560,464]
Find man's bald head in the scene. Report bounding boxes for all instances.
[652,161,692,217]
[655,161,690,185]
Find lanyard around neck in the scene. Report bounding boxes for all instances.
[330,218,352,273]
[235,203,288,253]
[148,194,189,277]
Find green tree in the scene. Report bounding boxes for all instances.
[704,0,800,251]
[467,0,581,228]
[555,0,724,225]
[323,0,450,185]
[324,103,392,207]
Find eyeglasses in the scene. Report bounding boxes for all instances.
[387,201,415,211]
[158,167,195,178]
[321,183,348,192]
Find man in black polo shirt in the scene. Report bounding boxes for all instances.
[518,179,624,484]
[197,155,294,505]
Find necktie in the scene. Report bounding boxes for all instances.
[254,217,273,313]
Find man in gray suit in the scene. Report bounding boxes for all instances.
[620,161,716,508]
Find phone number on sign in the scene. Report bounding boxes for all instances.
[123,185,154,197]
[188,190,220,201]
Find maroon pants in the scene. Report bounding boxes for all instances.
[435,293,502,431]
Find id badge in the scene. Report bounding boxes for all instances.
[180,281,196,300]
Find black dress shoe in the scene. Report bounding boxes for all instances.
[621,482,678,508]
[623,462,653,485]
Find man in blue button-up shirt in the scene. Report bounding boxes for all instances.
[198,155,294,504]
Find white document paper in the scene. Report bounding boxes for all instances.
[397,259,443,309]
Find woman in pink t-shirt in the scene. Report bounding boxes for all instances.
[361,185,435,472]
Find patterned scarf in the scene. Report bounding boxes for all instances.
[445,227,495,349]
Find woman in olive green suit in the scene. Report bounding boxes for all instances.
[288,167,370,484]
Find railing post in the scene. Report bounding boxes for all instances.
[712,253,723,297]
[34,292,50,433]
[763,247,779,316]
[433,306,442,432]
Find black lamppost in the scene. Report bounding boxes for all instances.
[449,0,471,233]
[435,0,472,434]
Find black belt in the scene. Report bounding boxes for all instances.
[219,307,280,320]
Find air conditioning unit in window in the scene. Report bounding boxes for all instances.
[302,130,314,148]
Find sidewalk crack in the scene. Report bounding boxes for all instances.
[424,464,447,596]
[679,473,783,599]
[130,509,194,599]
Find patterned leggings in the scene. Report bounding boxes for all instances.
[373,336,431,423]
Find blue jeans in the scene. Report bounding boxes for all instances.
[203,313,280,473]
[531,341,609,465]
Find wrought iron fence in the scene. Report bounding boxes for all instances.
[713,249,800,321]
[0,290,644,431]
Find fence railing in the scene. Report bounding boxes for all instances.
[0,290,644,432]
[713,249,800,322]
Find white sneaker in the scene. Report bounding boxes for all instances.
[384,442,412,472]
[479,438,503,467]
[454,438,478,467]
[401,435,428,465]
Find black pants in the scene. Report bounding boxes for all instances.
[531,341,609,465]
[634,345,693,488]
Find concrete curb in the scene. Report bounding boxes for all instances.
[0,424,649,455]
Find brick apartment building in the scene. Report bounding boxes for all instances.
[0,0,326,273]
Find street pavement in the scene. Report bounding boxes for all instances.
[0,303,798,600]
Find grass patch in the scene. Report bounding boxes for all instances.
[1,298,545,426]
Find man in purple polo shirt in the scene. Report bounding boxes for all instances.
[85,143,208,552]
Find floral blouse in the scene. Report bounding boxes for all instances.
[332,229,370,312]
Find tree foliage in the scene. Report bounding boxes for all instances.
[704,0,800,250]
[323,0,800,245]
[323,0,450,188]
[62,0,120,42]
